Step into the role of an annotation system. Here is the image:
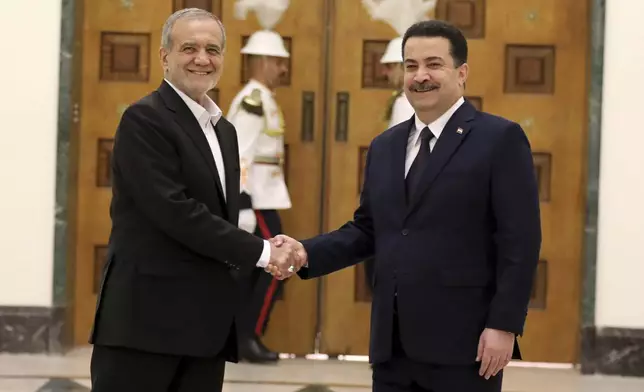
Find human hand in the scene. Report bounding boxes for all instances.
[265,239,300,279]
[476,328,515,379]
[272,235,307,269]
[264,235,307,280]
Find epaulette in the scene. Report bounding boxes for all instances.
[240,88,264,116]
[384,89,403,121]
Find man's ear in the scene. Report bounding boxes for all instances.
[459,63,469,88]
[159,47,169,71]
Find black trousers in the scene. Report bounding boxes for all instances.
[90,345,225,392]
[372,299,503,392]
[236,209,284,339]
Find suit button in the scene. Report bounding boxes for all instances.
[401,229,409,236]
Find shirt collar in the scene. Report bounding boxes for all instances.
[248,78,274,97]
[412,96,465,144]
[164,78,222,128]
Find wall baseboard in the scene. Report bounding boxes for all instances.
[581,325,644,377]
[0,306,68,354]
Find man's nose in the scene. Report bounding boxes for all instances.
[413,69,431,83]
[194,50,209,65]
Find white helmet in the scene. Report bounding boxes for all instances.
[241,30,290,58]
[380,36,403,64]
[362,0,438,64]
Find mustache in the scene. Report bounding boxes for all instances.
[410,82,439,92]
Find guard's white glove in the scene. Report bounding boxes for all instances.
[238,209,257,233]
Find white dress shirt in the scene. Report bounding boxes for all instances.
[165,79,271,267]
[404,96,465,177]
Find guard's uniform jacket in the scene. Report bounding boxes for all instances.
[227,79,291,212]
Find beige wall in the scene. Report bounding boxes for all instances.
[595,0,644,329]
[0,0,61,306]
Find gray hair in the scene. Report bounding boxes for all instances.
[161,8,226,51]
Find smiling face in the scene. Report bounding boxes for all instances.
[403,36,468,122]
[160,17,224,103]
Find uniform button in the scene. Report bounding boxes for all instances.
[401,229,409,236]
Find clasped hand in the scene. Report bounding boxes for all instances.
[264,235,307,280]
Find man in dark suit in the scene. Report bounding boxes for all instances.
[89,8,298,392]
[270,20,541,392]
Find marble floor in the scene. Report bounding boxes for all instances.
[0,347,643,391]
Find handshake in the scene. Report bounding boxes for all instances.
[265,235,308,280]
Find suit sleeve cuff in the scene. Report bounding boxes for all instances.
[485,309,526,336]
[256,239,271,268]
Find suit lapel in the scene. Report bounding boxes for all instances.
[214,121,240,221]
[407,101,476,214]
[158,81,226,202]
[184,120,226,201]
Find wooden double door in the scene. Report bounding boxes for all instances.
[72,0,589,363]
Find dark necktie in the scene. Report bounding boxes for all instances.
[405,126,433,203]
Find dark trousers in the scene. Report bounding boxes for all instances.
[90,345,225,392]
[236,209,284,339]
[372,299,503,392]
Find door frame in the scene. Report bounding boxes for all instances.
[51,0,603,371]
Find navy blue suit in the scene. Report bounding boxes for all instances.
[298,100,541,391]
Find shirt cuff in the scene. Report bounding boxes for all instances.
[256,239,271,268]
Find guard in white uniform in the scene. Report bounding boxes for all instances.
[226,28,290,364]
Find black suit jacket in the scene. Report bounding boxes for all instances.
[299,100,541,365]
[89,81,264,360]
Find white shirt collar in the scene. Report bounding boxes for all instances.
[412,96,465,143]
[164,78,222,128]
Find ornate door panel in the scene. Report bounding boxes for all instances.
[319,0,589,363]
[320,0,402,356]
[72,0,324,355]
[73,0,171,347]
[479,0,589,363]
[217,0,325,355]
[73,0,589,363]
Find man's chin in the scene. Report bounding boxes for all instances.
[411,100,438,111]
[185,84,215,99]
